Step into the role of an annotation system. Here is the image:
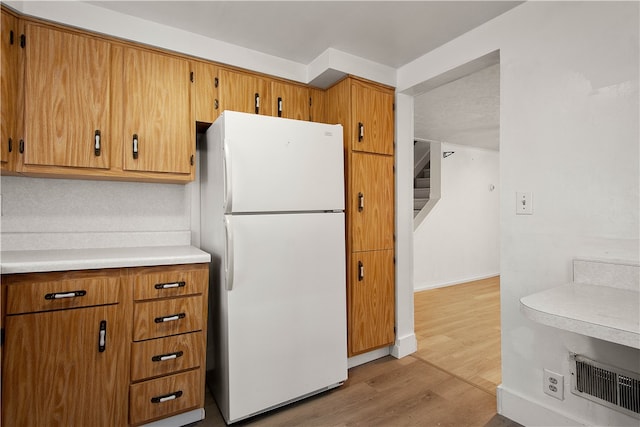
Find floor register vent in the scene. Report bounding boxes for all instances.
[570,353,640,418]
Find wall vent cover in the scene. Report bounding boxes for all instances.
[570,353,640,418]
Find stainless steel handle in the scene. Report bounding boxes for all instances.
[277,97,283,117]
[98,320,106,352]
[152,351,184,362]
[358,192,364,212]
[255,93,260,114]
[132,134,139,159]
[151,390,183,404]
[358,122,364,142]
[358,261,364,281]
[154,313,186,323]
[154,281,186,290]
[94,130,101,156]
[225,216,235,291]
[44,290,87,300]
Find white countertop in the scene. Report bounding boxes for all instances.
[520,282,640,349]
[1,245,211,274]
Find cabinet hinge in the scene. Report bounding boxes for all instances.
[190,154,194,166]
[20,33,25,48]
[190,71,194,83]
[0,328,4,347]
[19,139,24,154]
[214,77,219,88]
[393,103,395,111]
[9,30,14,45]
[309,97,312,107]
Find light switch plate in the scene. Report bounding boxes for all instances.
[516,192,533,215]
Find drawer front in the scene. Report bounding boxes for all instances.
[131,264,208,301]
[131,332,204,382]
[133,295,203,341]
[129,369,202,425]
[5,273,120,315]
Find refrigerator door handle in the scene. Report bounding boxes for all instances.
[225,216,235,291]
[223,139,233,213]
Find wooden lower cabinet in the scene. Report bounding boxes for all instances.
[1,271,128,427]
[1,263,209,427]
[348,249,395,356]
[128,264,208,426]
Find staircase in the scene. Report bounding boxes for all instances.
[414,161,430,217]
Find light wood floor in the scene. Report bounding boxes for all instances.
[414,276,502,395]
[194,276,516,426]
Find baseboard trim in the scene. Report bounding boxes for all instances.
[140,408,205,426]
[414,272,500,292]
[497,385,585,426]
[348,347,391,369]
[391,333,417,358]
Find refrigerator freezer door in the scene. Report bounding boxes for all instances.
[223,212,347,423]
[215,111,345,214]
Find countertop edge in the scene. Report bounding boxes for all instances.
[520,283,640,350]
[1,246,212,274]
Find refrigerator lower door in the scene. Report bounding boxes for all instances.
[223,212,347,423]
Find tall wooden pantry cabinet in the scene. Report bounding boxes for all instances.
[326,76,396,356]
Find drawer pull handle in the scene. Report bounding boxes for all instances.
[151,390,183,404]
[152,350,184,362]
[358,192,364,212]
[154,281,186,290]
[44,290,87,300]
[154,313,186,323]
[358,261,364,281]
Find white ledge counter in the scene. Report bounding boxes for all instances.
[1,245,211,274]
[520,282,640,349]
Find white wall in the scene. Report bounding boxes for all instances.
[414,143,499,290]
[398,2,639,426]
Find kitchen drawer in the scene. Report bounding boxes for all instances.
[129,369,202,425]
[4,271,120,315]
[133,295,204,341]
[131,331,204,382]
[131,264,208,301]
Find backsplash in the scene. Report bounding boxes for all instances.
[0,176,193,251]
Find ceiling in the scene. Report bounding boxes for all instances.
[414,63,500,150]
[87,1,521,69]
[86,1,516,151]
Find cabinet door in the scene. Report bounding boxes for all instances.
[218,68,270,116]
[123,47,193,174]
[23,24,111,169]
[193,61,219,125]
[351,81,394,155]
[309,87,327,123]
[348,249,395,356]
[271,81,309,120]
[2,305,127,426]
[350,152,394,251]
[1,10,18,170]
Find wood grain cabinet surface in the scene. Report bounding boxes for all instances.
[0,263,209,427]
[1,8,20,174]
[1,270,129,427]
[327,76,396,357]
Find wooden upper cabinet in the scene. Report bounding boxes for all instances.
[217,67,270,116]
[192,60,219,125]
[270,80,309,120]
[351,80,394,155]
[1,9,19,171]
[23,23,111,170]
[122,47,193,175]
[348,249,395,356]
[309,88,327,123]
[350,152,395,252]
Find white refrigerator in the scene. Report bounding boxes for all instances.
[199,111,347,424]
